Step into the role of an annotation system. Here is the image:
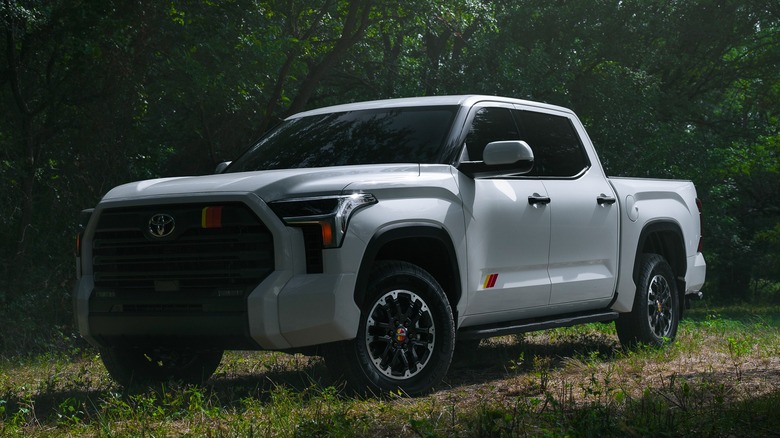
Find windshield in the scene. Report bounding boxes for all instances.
[227,106,458,172]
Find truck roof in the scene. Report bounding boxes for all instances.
[287,95,574,119]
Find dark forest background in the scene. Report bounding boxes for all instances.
[1,0,778,354]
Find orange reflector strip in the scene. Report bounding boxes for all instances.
[201,206,224,228]
[483,273,498,289]
[320,222,334,247]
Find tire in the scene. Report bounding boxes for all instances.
[325,261,455,396]
[615,254,680,348]
[99,347,223,386]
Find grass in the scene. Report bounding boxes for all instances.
[1,305,779,436]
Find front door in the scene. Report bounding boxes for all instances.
[459,104,552,317]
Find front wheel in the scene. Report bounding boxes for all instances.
[615,254,680,348]
[99,347,223,386]
[326,261,455,396]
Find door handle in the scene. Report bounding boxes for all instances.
[597,194,616,205]
[528,194,551,206]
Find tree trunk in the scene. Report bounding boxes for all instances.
[4,4,40,304]
[286,0,372,115]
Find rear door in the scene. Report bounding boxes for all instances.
[513,107,619,306]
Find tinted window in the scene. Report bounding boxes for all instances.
[227,106,457,171]
[514,110,588,177]
[463,107,520,161]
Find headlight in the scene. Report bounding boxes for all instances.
[270,193,377,248]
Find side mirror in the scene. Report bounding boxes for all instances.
[458,140,534,178]
[483,140,534,167]
[214,161,232,174]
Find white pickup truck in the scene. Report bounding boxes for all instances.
[74,95,706,395]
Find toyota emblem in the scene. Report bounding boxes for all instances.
[148,213,176,238]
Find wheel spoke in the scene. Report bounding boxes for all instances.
[393,296,404,321]
[372,334,392,344]
[408,303,423,326]
[379,343,394,369]
[373,321,393,332]
[410,347,420,368]
[415,326,432,335]
[402,300,418,326]
[399,349,411,375]
[382,302,394,323]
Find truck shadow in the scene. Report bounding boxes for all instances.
[207,355,333,401]
[0,333,621,426]
[202,331,622,398]
[445,332,621,389]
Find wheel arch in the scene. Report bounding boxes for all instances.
[354,224,461,317]
[634,220,687,311]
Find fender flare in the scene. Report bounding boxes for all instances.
[353,223,461,310]
[633,220,686,285]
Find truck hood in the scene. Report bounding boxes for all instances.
[101,164,428,203]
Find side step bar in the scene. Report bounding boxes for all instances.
[457,310,619,340]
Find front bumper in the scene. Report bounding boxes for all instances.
[74,192,362,350]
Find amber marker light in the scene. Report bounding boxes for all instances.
[320,221,334,247]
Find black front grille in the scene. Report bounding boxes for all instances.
[91,202,274,297]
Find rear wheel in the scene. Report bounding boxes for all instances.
[99,347,223,386]
[615,254,679,348]
[326,261,455,396]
